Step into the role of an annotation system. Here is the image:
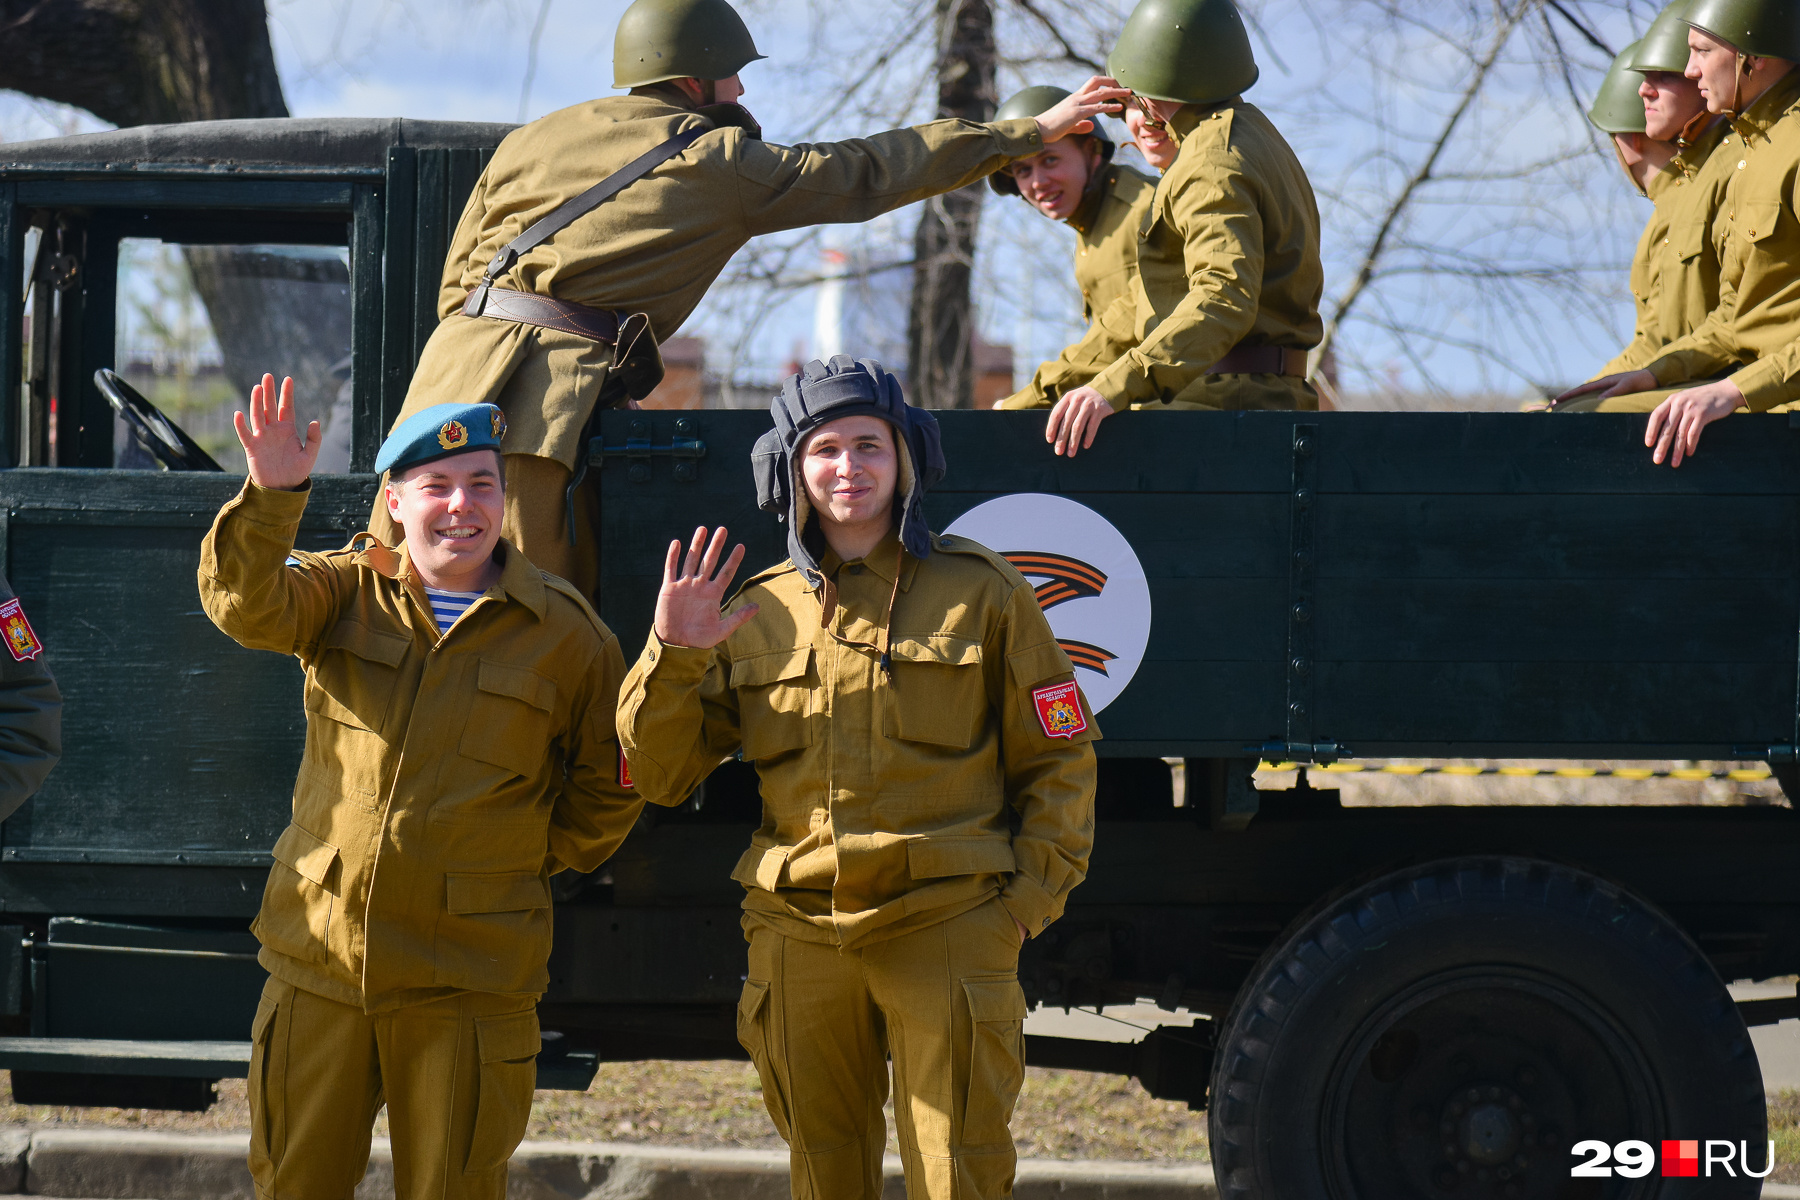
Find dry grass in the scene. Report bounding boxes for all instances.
[0,1062,1210,1164]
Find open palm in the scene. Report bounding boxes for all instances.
[654,526,759,649]
[234,373,320,490]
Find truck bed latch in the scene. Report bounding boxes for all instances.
[590,416,707,483]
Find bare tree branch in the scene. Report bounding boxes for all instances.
[1546,0,1614,58]
[1316,0,1543,366]
[1005,0,1105,74]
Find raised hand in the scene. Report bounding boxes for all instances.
[1035,76,1131,143]
[654,526,760,649]
[233,374,320,490]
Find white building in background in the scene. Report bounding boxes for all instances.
[812,237,912,380]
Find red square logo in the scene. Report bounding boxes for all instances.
[618,747,635,791]
[1661,1140,1699,1177]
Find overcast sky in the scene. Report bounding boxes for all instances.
[0,0,1663,401]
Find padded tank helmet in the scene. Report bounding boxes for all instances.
[989,85,1116,197]
[612,0,767,89]
[1106,0,1258,107]
[752,356,945,590]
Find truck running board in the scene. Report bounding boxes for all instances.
[0,1035,599,1092]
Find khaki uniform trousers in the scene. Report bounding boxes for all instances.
[247,978,540,1200]
[366,453,600,606]
[738,898,1028,1200]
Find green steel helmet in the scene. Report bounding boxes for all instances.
[1106,0,1258,106]
[1589,41,1649,133]
[989,85,1114,197]
[1682,0,1800,61]
[612,0,767,89]
[1629,1,1697,72]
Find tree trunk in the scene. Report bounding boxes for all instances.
[906,0,996,409]
[0,0,287,127]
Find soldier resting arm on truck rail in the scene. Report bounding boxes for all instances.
[198,376,642,1199]
[1030,0,1325,459]
[1553,0,1800,466]
[618,356,1098,1200]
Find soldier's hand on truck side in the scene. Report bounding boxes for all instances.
[234,374,320,491]
[654,526,759,649]
[1036,77,1131,143]
[1645,379,1746,468]
[1046,386,1114,457]
[1551,368,1658,406]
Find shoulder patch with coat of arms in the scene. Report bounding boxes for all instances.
[0,598,43,662]
[1031,680,1087,739]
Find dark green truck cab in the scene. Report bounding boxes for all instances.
[0,118,1792,1196]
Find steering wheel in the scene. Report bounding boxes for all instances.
[93,368,224,472]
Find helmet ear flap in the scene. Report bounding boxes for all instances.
[909,408,946,488]
[751,427,787,515]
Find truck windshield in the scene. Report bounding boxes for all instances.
[109,240,352,473]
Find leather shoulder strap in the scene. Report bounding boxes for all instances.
[471,125,707,298]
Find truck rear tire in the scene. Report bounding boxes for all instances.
[1208,857,1766,1198]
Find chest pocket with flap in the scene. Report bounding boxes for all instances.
[731,645,815,761]
[884,635,986,749]
[1743,200,1786,252]
[461,659,556,778]
[306,619,409,732]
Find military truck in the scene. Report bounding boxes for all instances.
[0,118,1791,1198]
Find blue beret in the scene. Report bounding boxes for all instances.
[375,403,508,475]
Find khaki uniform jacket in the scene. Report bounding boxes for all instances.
[1047,101,1322,411]
[618,531,1098,950]
[1646,71,1800,409]
[1595,119,1734,379]
[199,481,642,1012]
[399,89,1046,469]
[0,572,59,822]
[1000,164,1159,408]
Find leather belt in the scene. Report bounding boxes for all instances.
[1206,344,1310,377]
[463,285,624,344]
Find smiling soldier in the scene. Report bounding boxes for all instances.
[199,377,642,1198]
[989,85,1160,411]
[618,356,1099,1200]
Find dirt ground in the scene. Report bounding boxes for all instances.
[15,1065,1800,1180]
[0,1061,1210,1164]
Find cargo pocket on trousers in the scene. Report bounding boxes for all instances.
[961,977,1027,1149]
[246,988,282,1179]
[736,979,793,1140]
[464,1010,540,1175]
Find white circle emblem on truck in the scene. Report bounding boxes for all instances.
[945,494,1152,714]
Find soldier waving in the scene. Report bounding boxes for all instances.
[620,357,1098,1200]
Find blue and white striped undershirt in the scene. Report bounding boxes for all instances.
[424,587,484,632]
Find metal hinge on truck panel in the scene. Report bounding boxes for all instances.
[590,416,706,483]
